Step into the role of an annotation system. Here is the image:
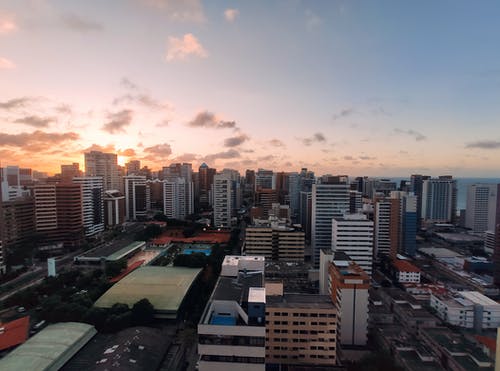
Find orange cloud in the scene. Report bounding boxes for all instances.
[166,33,207,61]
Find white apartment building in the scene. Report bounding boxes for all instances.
[212,174,232,227]
[430,291,500,329]
[332,213,374,276]
[163,178,189,220]
[73,177,105,237]
[198,256,266,371]
[311,180,350,267]
[84,151,121,192]
[466,183,498,233]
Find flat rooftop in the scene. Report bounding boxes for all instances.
[77,240,145,261]
[435,232,484,243]
[267,294,335,309]
[213,272,263,302]
[61,326,169,371]
[418,247,462,258]
[95,266,202,318]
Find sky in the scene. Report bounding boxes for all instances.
[1,0,500,177]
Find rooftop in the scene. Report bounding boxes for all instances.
[266,294,336,309]
[76,239,145,261]
[61,326,169,371]
[95,266,202,318]
[393,259,421,273]
[0,322,96,371]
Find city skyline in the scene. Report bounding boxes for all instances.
[1,1,500,176]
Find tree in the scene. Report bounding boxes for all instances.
[105,260,127,277]
[131,298,155,325]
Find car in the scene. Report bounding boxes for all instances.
[17,306,26,313]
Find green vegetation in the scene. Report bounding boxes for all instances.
[173,252,208,268]
[105,260,127,277]
[134,223,163,241]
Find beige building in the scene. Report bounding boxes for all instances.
[265,289,338,367]
[245,218,305,261]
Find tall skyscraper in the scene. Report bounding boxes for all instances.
[163,178,189,220]
[332,213,374,276]
[410,174,430,229]
[60,163,83,182]
[466,184,499,233]
[255,168,274,190]
[212,174,232,227]
[73,177,104,237]
[84,151,121,192]
[392,191,418,256]
[422,176,457,224]
[311,176,350,267]
[123,175,149,221]
[299,191,312,241]
[125,160,141,175]
[198,163,216,210]
[163,163,194,215]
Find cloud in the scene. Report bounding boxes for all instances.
[113,93,170,110]
[224,8,239,22]
[55,103,72,115]
[121,77,139,90]
[0,97,32,110]
[343,155,354,161]
[84,143,116,153]
[166,33,207,61]
[102,109,133,134]
[143,143,172,159]
[156,119,170,127]
[172,153,199,162]
[465,140,500,149]
[224,134,249,147]
[118,148,136,157]
[305,9,322,30]
[258,155,275,162]
[0,57,15,69]
[13,115,56,128]
[359,155,376,160]
[269,139,285,147]
[0,13,17,34]
[394,128,426,141]
[301,132,326,146]
[0,130,79,151]
[139,0,205,22]
[204,149,240,162]
[188,111,236,129]
[60,13,103,32]
[332,107,355,121]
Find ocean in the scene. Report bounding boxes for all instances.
[386,177,500,211]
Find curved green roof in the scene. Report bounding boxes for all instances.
[0,322,96,371]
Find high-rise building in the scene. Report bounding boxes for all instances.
[287,172,300,221]
[1,198,35,264]
[391,191,418,256]
[33,184,58,233]
[266,290,338,367]
[198,256,266,371]
[410,174,430,228]
[123,175,149,221]
[255,169,274,190]
[55,183,84,246]
[103,190,125,227]
[421,176,457,224]
[299,191,312,242]
[163,163,195,216]
[198,163,216,210]
[374,197,397,259]
[212,174,232,227]
[72,177,104,237]
[325,251,370,347]
[60,163,83,182]
[311,177,349,267]
[163,178,189,220]
[125,160,141,175]
[466,183,499,233]
[221,168,242,216]
[332,214,374,276]
[84,151,121,192]
[245,220,305,261]
[254,189,278,218]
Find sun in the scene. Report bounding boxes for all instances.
[117,156,126,166]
